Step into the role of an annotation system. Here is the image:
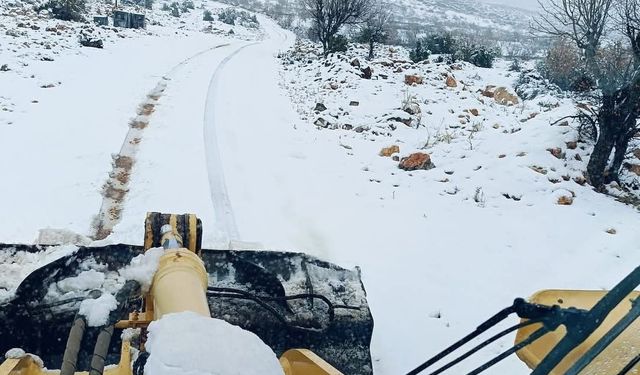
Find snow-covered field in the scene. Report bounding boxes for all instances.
[2,1,640,374]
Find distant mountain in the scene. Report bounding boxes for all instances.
[386,0,534,44]
[219,0,541,52]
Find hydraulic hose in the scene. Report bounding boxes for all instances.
[60,316,87,375]
[88,325,114,375]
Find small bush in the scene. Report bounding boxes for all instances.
[514,70,562,100]
[423,32,456,55]
[454,41,499,68]
[37,0,86,21]
[161,2,170,11]
[509,59,522,72]
[538,37,584,91]
[328,34,348,53]
[203,9,213,21]
[180,0,193,12]
[219,8,237,25]
[410,40,430,63]
[144,0,152,9]
[170,2,180,17]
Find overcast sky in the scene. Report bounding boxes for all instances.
[478,0,542,11]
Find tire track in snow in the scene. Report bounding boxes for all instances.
[91,43,231,240]
[203,18,291,247]
[203,42,258,244]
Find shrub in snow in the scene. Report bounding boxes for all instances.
[180,0,193,13]
[409,40,430,63]
[509,59,522,72]
[218,8,259,28]
[422,32,457,55]
[160,2,169,11]
[170,2,180,17]
[454,40,499,68]
[538,37,589,92]
[37,0,86,22]
[203,9,213,21]
[327,34,349,53]
[514,70,562,100]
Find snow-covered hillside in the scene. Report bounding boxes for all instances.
[2,1,640,375]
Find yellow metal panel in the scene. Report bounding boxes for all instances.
[279,349,343,375]
[515,290,640,374]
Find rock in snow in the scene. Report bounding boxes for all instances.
[399,152,435,171]
[145,312,284,375]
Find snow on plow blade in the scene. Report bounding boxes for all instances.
[0,243,374,375]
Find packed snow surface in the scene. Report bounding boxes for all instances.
[145,312,284,375]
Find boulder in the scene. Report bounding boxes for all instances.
[469,108,479,116]
[626,163,640,176]
[547,147,564,159]
[493,87,519,106]
[403,102,421,116]
[445,75,457,88]
[361,66,373,79]
[314,103,327,112]
[566,141,578,150]
[404,74,423,86]
[314,118,330,128]
[380,145,400,157]
[557,195,574,206]
[634,149,640,159]
[349,101,360,106]
[399,152,435,171]
[481,85,496,98]
[80,37,104,49]
[351,58,360,67]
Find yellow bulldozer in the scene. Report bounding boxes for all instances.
[1,212,639,375]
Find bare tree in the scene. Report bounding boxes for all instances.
[357,4,392,60]
[300,0,371,55]
[536,0,640,188]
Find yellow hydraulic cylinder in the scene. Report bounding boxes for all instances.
[150,249,210,319]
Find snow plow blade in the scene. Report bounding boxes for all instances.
[0,242,373,375]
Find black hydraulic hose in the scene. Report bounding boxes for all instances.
[427,320,541,375]
[467,326,550,375]
[618,354,640,375]
[207,286,359,332]
[89,325,114,375]
[406,304,517,375]
[60,316,87,375]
